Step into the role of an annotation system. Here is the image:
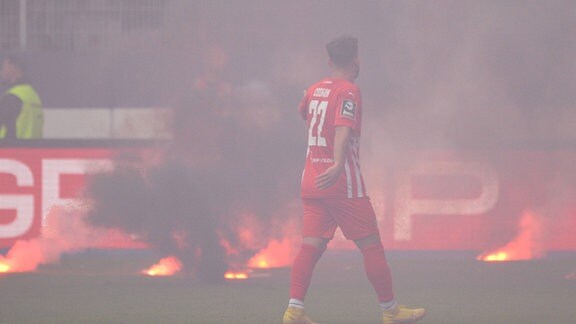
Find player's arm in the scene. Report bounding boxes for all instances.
[298,90,308,120]
[315,125,351,190]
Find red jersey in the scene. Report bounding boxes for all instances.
[298,77,366,199]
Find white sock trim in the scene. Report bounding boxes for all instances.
[289,298,304,309]
[380,300,398,311]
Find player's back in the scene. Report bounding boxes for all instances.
[298,77,365,199]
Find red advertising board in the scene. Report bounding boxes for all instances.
[0,147,115,247]
[1,146,575,251]
[352,149,576,252]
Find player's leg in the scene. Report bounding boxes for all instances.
[333,197,425,323]
[283,199,335,324]
[355,235,425,323]
[327,198,396,305]
[289,237,329,306]
[284,237,328,324]
[354,233,395,305]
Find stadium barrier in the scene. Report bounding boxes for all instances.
[1,141,575,252]
[43,107,172,139]
[0,140,159,248]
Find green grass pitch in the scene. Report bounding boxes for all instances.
[0,250,574,323]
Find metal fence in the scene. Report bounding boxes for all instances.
[0,0,167,52]
[0,0,21,51]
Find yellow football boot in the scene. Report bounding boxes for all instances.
[282,306,318,324]
[382,304,425,323]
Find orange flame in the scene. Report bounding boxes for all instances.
[220,210,299,272]
[223,236,295,280]
[142,256,182,276]
[248,238,293,269]
[478,210,544,262]
[0,205,146,274]
[0,259,12,273]
[0,238,57,273]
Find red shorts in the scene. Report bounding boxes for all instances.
[301,197,379,240]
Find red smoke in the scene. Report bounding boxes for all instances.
[477,210,544,262]
[142,256,182,276]
[217,211,300,280]
[0,205,143,273]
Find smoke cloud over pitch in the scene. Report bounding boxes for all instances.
[71,1,576,271]
[85,74,302,280]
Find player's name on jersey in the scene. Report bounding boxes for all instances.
[313,88,331,98]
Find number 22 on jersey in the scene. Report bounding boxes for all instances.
[308,100,328,147]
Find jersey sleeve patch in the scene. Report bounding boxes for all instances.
[341,99,356,120]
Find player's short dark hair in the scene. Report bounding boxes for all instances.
[326,35,358,67]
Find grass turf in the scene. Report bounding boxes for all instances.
[0,250,574,323]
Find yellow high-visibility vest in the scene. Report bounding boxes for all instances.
[0,83,43,139]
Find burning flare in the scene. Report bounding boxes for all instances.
[478,210,544,262]
[0,206,145,274]
[142,256,182,276]
[223,238,295,280]
[224,271,249,280]
[248,238,293,269]
[0,259,12,273]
